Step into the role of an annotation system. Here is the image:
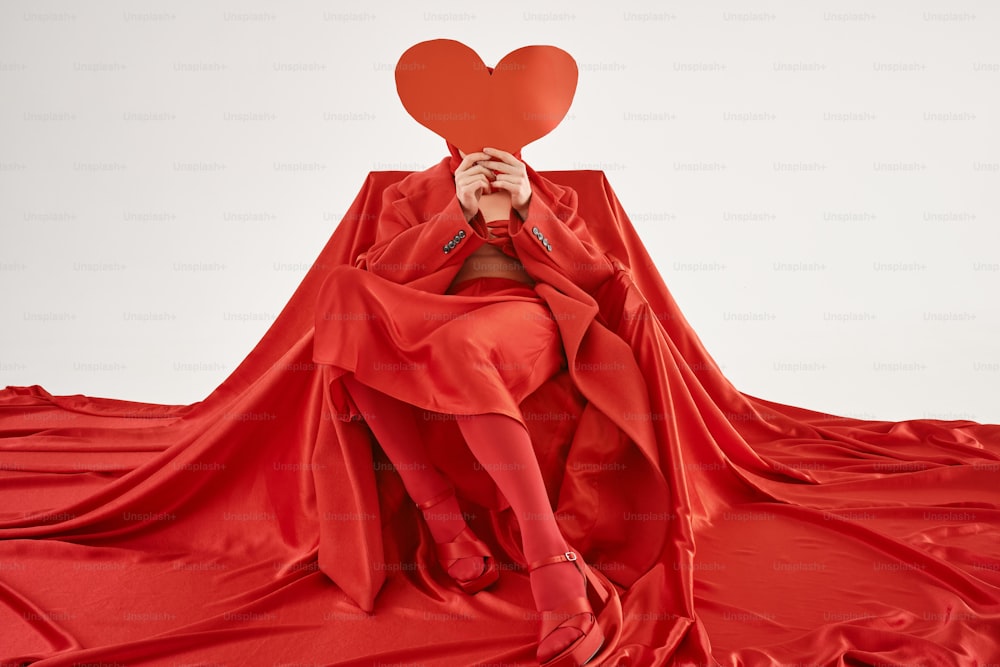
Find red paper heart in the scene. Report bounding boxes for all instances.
[395,39,578,155]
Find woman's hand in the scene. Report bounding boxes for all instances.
[479,147,532,220]
[454,151,494,222]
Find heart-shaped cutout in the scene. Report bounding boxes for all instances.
[395,39,578,155]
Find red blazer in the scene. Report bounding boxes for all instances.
[340,157,658,449]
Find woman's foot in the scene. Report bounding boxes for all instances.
[529,551,603,666]
[416,487,495,588]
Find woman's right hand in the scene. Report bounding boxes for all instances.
[454,151,495,222]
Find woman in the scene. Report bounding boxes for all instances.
[314,141,617,666]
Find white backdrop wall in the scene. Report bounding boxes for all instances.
[1,1,998,423]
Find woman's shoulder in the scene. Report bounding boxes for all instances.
[393,158,452,196]
[380,158,455,218]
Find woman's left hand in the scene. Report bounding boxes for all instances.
[480,147,532,220]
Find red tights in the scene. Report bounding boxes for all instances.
[341,374,585,660]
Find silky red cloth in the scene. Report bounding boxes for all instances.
[2,154,1000,665]
[314,270,564,423]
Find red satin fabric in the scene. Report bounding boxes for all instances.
[2,155,1000,666]
[313,271,562,425]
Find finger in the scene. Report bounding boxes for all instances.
[457,173,491,189]
[459,166,489,182]
[490,173,525,186]
[483,147,521,166]
[456,155,477,173]
[476,160,519,175]
[459,164,497,180]
[457,152,492,172]
[487,179,510,193]
[475,165,498,179]
[459,178,491,196]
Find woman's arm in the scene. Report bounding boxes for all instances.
[354,180,489,284]
[355,152,499,285]
[508,191,616,292]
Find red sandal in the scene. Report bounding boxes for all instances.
[415,488,499,594]
[528,550,608,666]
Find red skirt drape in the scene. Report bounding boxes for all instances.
[312,269,565,426]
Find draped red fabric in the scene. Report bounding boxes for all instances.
[2,154,1000,666]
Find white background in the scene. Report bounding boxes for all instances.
[1,1,998,423]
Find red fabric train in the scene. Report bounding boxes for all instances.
[2,150,1000,665]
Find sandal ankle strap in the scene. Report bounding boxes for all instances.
[415,486,454,511]
[527,550,579,573]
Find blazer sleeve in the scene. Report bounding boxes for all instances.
[355,181,489,284]
[507,189,617,292]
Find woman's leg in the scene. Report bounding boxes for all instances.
[455,412,590,662]
[341,374,484,581]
